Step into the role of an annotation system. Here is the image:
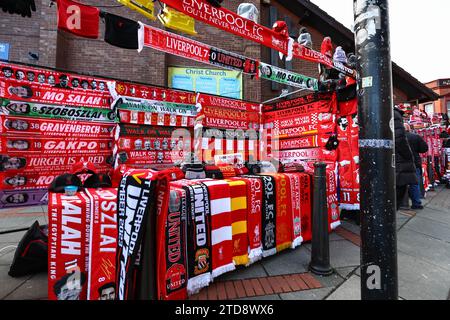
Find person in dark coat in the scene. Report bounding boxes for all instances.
[394,107,418,210]
[405,124,428,209]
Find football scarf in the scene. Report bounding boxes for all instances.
[118,97,196,116]
[201,180,234,279]
[327,169,341,230]
[0,115,116,138]
[0,99,116,123]
[0,136,112,155]
[264,174,293,252]
[118,109,194,127]
[0,188,48,209]
[48,191,91,300]
[284,173,303,248]
[104,13,140,49]
[264,92,333,112]
[226,179,249,266]
[156,181,188,301]
[139,23,259,77]
[337,114,360,210]
[57,0,100,39]
[116,169,159,300]
[241,175,278,258]
[238,177,263,265]
[185,182,212,295]
[298,173,313,242]
[85,188,118,301]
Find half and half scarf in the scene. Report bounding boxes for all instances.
[226,179,249,266]
[201,180,234,279]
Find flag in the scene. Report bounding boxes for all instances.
[56,0,99,39]
[104,13,139,50]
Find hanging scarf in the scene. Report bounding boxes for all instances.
[299,173,313,242]
[226,179,249,266]
[237,177,263,265]
[243,175,277,258]
[156,185,188,300]
[171,180,212,296]
[116,169,158,300]
[264,174,293,252]
[284,173,303,248]
[201,180,234,279]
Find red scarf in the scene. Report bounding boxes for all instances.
[226,179,249,266]
[200,180,235,279]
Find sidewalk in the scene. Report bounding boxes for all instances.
[1,187,449,300]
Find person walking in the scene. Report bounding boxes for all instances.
[394,107,418,211]
[405,124,428,209]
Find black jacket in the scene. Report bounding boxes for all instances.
[406,132,428,168]
[394,109,418,186]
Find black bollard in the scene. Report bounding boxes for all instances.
[309,162,333,276]
[428,155,435,191]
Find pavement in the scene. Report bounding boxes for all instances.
[1,186,450,300]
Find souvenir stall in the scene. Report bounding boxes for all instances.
[1,0,365,301]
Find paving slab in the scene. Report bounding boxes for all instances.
[217,263,268,282]
[0,231,26,245]
[335,266,358,279]
[261,247,310,276]
[3,272,47,300]
[0,265,30,300]
[279,287,333,300]
[329,240,360,269]
[415,207,450,227]
[0,244,17,266]
[403,216,450,243]
[326,275,361,300]
[398,251,450,300]
[397,227,450,271]
[340,220,360,235]
[312,272,345,288]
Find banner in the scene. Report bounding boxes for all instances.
[119,124,192,137]
[118,109,195,127]
[158,0,356,77]
[0,188,48,208]
[117,97,196,116]
[85,188,118,301]
[117,136,189,152]
[0,136,112,154]
[264,98,336,122]
[114,82,196,105]
[0,99,116,123]
[158,0,290,56]
[0,116,116,138]
[196,94,260,112]
[293,44,357,78]
[140,23,259,77]
[0,62,112,109]
[279,135,321,150]
[265,92,333,111]
[259,63,318,91]
[0,153,113,174]
[0,172,108,191]
[116,150,186,166]
[48,192,91,300]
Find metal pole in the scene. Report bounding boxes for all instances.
[428,155,435,190]
[353,0,398,299]
[309,162,333,276]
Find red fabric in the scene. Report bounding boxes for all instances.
[299,173,312,242]
[226,179,249,266]
[201,180,234,279]
[57,0,99,39]
[270,174,293,252]
[284,173,304,248]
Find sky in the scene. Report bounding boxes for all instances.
[310,0,450,83]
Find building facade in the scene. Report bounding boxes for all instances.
[0,0,438,104]
[421,79,450,116]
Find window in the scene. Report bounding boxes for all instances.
[425,103,434,116]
